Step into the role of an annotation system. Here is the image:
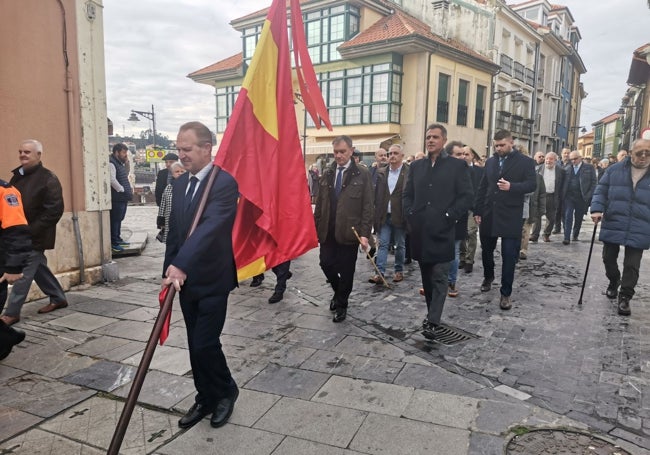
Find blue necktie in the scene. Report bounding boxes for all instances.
[335,167,344,197]
[184,176,198,212]
[499,157,505,171]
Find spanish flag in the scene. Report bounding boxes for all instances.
[214,0,331,281]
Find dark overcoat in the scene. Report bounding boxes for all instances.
[403,155,473,264]
[474,150,537,238]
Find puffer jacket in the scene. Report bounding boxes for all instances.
[590,158,650,249]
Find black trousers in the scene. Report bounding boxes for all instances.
[602,242,644,299]
[180,291,237,409]
[542,193,557,237]
[420,261,451,325]
[319,238,359,309]
[253,260,292,293]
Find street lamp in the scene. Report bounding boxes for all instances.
[128,104,156,150]
[569,126,587,134]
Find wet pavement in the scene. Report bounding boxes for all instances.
[0,204,648,454]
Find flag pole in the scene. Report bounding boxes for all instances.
[107,166,221,455]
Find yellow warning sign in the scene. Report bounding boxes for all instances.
[146,149,166,163]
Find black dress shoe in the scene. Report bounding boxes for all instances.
[333,308,347,322]
[179,403,210,428]
[250,275,264,287]
[464,263,473,273]
[421,321,438,340]
[480,278,493,292]
[562,239,570,245]
[268,292,283,304]
[210,389,239,428]
[605,281,619,299]
[329,297,337,312]
[617,295,631,316]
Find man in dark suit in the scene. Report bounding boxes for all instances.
[403,124,473,340]
[459,146,484,273]
[163,121,239,430]
[314,135,373,323]
[560,150,597,244]
[154,152,179,206]
[474,129,536,310]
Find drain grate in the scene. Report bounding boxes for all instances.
[431,324,478,346]
[506,429,631,455]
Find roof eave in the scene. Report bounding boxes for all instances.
[188,66,244,85]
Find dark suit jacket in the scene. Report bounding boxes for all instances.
[474,150,537,238]
[163,168,238,300]
[155,168,169,206]
[469,165,484,211]
[561,162,597,206]
[403,155,473,264]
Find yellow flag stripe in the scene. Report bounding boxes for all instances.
[242,18,279,140]
[237,256,267,282]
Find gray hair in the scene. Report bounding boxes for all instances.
[545,151,558,160]
[21,139,43,152]
[170,162,185,172]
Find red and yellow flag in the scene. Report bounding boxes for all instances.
[214,0,330,281]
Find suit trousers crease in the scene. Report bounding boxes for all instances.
[180,292,236,408]
[319,237,359,309]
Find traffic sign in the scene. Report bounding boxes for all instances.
[146,149,166,163]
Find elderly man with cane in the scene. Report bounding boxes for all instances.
[590,138,650,316]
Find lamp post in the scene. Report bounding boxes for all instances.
[128,104,156,150]
[486,89,524,156]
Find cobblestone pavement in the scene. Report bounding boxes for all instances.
[0,205,647,454]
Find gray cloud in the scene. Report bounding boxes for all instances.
[104,0,649,140]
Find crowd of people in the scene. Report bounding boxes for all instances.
[1,123,648,433]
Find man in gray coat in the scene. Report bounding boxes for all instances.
[591,138,650,316]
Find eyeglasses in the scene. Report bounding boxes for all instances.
[633,150,650,158]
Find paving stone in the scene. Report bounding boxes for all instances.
[68,335,146,362]
[158,325,188,349]
[278,326,346,349]
[39,395,181,453]
[494,384,531,401]
[123,344,191,376]
[468,432,506,455]
[313,376,414,416]
[272,436,367,455]
[113,369,195,409]
[299,349,404,383]
[45,312,117,332]
[0,365,25,382]
[61,360,135,392]
[223,318,294,341]
[349,413,470,455]
[473,399,531,435]
[93,320,156,342]
[291,313,371,336]
[0,406,42,443]
[245,364,330,400]
[402,389,480,429]
[71,298,140,317]
[227,356,268,386]
[333,335,406,361]
[156,422,284,454]
[0,373,94,418]
[222,335,316,368]
[394,363,484,395]
[0,428,105,454]
[1,343,97,379]
[242,307,304,325]
[254,397,366,448]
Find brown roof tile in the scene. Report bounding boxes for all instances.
[188,53,243,77]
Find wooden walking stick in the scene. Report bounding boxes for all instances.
[351,226,391,289]
[578,221,599,306]
[107,166,221,455]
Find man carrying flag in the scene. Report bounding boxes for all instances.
[314,135,374,322]
[163,121,239,429]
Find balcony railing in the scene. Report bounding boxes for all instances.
[514,62,525,83]
[537,68,545,89]
[437,100,449,123]
[475,108,485,129]
[500,54,513,76]
[525,68,535,87]
[457,104,468,126]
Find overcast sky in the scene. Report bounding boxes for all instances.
[103,0,650,140]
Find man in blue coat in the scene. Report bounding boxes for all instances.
[403,124,473,340]
[590,138,650,316]
[163,121,239,429]
[474,129,537,310]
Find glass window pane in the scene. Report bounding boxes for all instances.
[331,5,344,14]
[371,104,388,123]
[329,108,343,125]
[346,77,362,104]
[349,15,359,37]
[308,46,321,64]
[438,73,449,102]
[476,85,486,109]
[306,21,321,45]
[391,104,400,123]
[346,106,361,124]
[374,63,389,71]
[329,80,343,106]
[458,79,469,105]
[330,15,345,41]
[372,73,389,102]
[363,75,371,103]
[362,105,370,123]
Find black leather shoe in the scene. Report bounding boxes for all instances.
[562,240,570,245]
[499,294,512,310]
[268,292,283,304]
[179,403,210,428]
[250,275,264,287]
[333,308,347,323]
[421,321,438,340]
[572,236,579,242]
[329,297,337,312]
[605,281,619,299]
[210,389,239,428]
[529,236,538,243]
[617,296,631,316]
[0,321,26,361]
[464,263,473,273]
[480,278,493,292]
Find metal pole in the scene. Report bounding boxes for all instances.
[151,104,156,151]
[107,166,222,455]
[577,221,598,305]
